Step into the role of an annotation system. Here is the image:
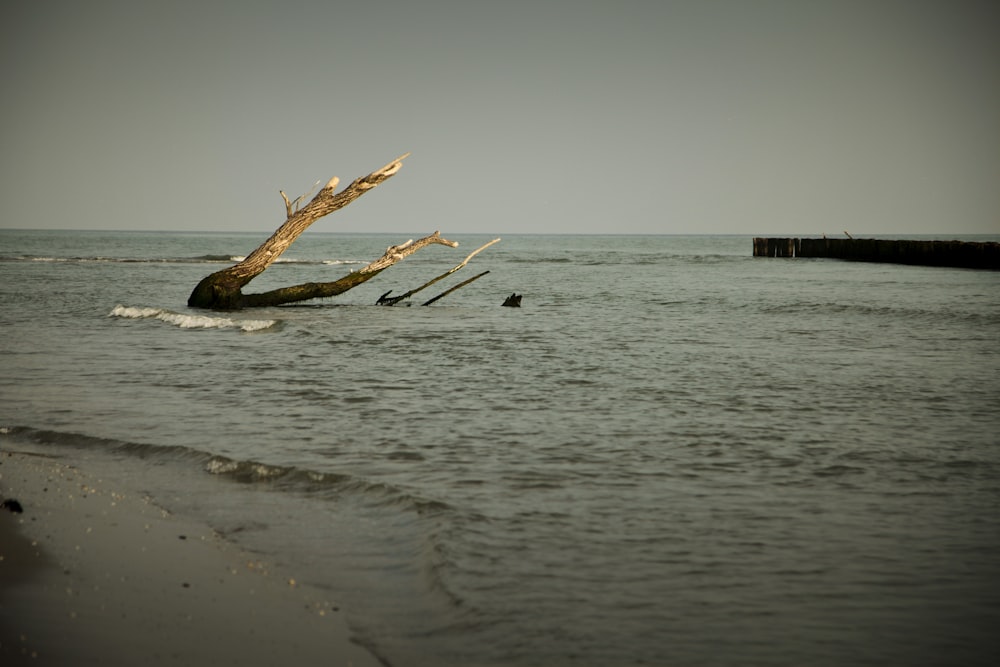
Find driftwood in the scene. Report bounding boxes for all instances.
[377,238,501,306]
[422,271,491,306]
[187,154,460,309]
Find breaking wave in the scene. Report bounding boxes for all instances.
[109,304,278,332]
[3,254,368,266]
[229,256,367,266]
[1,424,450,515]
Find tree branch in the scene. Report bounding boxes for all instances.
[422,270,491,306]
[377,237,500,306]
[240,231,457,308]
[281,179,324,218]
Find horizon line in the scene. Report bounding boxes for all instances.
[2,228,998,239]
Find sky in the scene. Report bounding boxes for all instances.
[1,0,998,235]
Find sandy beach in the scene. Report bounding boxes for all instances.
[0,450,381,666]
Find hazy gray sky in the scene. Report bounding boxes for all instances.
[2,0,998,235]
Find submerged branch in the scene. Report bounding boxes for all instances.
[422,270,491,306]
[377,237,500,306]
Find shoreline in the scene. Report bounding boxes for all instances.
[0,450,381,666]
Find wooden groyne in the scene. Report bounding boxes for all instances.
[752,237,1000,270]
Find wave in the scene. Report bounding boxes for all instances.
[321,259,368,266]
[755,299,1000,325]
[109,304,278,332]
[200,455,449,514]
[0,425,449,516]
[229,256,368,266]
[2,254,233,264]
[507,257,573,264]
[2,254,369,266]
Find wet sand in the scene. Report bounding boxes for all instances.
[0,450,380,666]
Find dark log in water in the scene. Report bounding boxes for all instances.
[501,293,522,307]
[752,238,1000,270]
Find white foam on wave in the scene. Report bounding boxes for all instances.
[227,256,364,265]
[109,305,277,332]
[204,458,240,474]
[230,256,315,264]
[204,457,285,478]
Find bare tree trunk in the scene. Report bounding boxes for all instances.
[188,154,420,310]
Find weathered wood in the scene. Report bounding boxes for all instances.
[753,237,1000,270]
[377,238,501,306]
[422,271,491,306]
[188,154,413,309]
[242,232,458,307]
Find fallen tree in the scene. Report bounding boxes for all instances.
[187,154,459,309]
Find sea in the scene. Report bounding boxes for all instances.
[2,229,999,666]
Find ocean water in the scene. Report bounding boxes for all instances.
[2,229,999,666]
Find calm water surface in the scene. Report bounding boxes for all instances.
[2,230,999,666]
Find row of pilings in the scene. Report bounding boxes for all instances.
[752,237,1000,270]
